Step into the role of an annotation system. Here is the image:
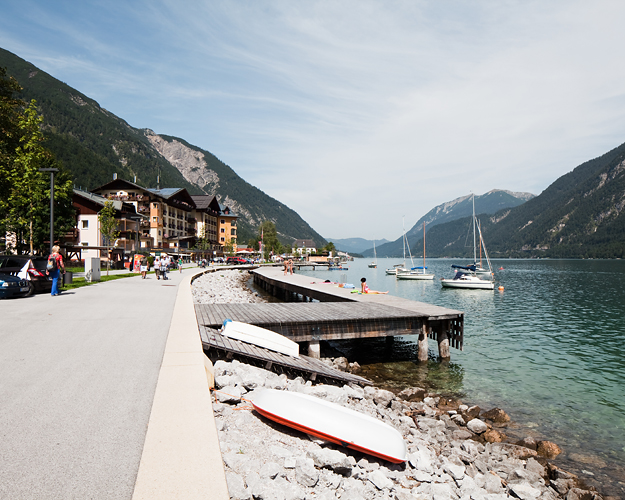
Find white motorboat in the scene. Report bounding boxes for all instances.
[440,268,495,289]
[249,388,407,463]
[221,320,299,357]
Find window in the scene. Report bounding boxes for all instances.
[220,228,225,233]
[221,219,225,224]
[153,216,158,223]
[152,203,158,209]
[231,228,236,236]
[82,220,89,229]
[220,237,225,242]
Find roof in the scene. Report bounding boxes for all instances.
[219,204,238,218]
[73,189,137,214]
[294,239,316,247]
[191,195,219,211]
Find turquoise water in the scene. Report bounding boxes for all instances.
[296,258,625,492]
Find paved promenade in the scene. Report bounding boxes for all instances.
[0,267,228,499]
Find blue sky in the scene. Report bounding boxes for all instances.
[2,1,625,240]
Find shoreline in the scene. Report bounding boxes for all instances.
[193,270,609,499]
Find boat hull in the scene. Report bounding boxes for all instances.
[250,389,407,463]
[222,321,300,357]
[396,272,435,280]
[440,278,494,290]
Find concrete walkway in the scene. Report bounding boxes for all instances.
[0,268,228,499]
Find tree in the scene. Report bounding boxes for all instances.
[0,88,75,254]
[323,242,336,255]
[98,200,120,276]
[258,221,282,260]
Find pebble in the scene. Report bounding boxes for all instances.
[193,269,604,500]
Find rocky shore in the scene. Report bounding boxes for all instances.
[192,270,605,500]
[212,360,602,500]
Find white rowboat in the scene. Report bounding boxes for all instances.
[221,320,300,357]
[250,388,407,463]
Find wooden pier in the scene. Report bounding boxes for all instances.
[199,325,372,386]
[245,267,464,361]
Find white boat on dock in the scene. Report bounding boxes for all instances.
[249,388,407,463]
[221,320,300,357]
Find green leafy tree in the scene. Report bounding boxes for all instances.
[98,200,120,276]
[193,225,211,254]
[323,241,336,255]
[258,221,282,260]
[0,89,75,254]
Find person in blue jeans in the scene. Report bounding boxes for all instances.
[46,245,66,296]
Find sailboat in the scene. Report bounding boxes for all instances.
[386,219,410,275]
[441,195,494,290]
[368,239,377,268]
[397,222,434,280]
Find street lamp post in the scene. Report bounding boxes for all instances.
[39,168,59,254]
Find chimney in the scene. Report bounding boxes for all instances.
[113,173,117,180]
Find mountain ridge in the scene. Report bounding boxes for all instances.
[0,47,326,247]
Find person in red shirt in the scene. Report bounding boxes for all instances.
[46,245,66,296]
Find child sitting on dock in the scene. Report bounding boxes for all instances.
[360,277,388,294]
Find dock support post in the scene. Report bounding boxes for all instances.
[437,322,450,360]
[308,340,321,359]
[418,324,429,363]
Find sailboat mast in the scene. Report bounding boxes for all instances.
[472,194,477,264]
[423,222,426,269]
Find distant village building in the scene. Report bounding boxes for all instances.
[190,195,221,252]
[65,177,240,263]
[293,239,316,256]
[218,205,238,252]
[71,188,140,263]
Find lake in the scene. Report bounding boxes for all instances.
[294,257,625,494]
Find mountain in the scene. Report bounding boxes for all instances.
[365,190,534,258]
[327,237,390,254]
[0,47,326,247]
[382,141,625,260]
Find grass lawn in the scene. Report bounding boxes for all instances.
[61,272,146,291]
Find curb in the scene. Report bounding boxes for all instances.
[132,270,229,500]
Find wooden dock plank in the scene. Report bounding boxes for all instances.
[200,326,371,385]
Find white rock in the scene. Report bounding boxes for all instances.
[368,469,393,490]
[466,419,488,434]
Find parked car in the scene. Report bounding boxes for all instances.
[0,255,53,295]
[0,272,31,299]
[226,257,248,265]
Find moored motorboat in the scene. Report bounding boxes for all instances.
[249,388,407,463]
[440,267,495,290]
[221,320,299,357]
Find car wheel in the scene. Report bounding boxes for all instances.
[26,282,35,297]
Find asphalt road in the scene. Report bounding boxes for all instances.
[0,270,187,499]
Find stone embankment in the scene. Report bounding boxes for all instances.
[192,270,603,500]
[212,360,601,500]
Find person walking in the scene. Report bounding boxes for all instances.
[46,245,66,296]
[154,256,161,280]
[160,255,168,280]
[140,256,148,279]
[178,256,183,273]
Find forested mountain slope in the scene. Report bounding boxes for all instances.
[397,143,625,259]
[0,47,325,246]
[367,190,533,258]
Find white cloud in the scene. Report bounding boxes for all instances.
[2,0,625,239]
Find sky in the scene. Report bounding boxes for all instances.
[2,0,625,241]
